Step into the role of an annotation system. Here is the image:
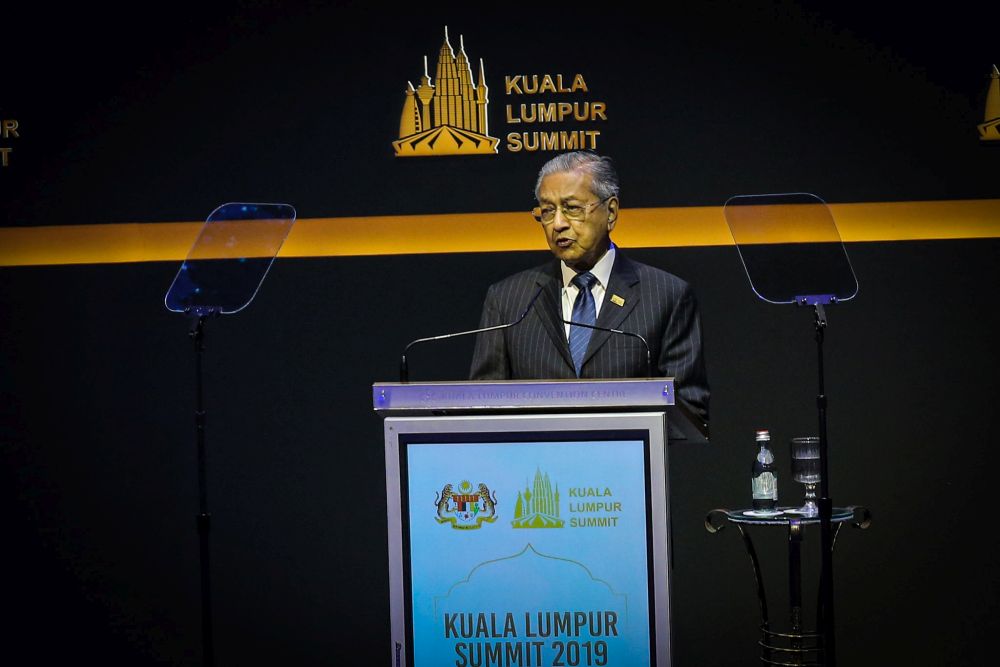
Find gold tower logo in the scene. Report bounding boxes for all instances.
[393,28,499,157]
[979,64,1000,142]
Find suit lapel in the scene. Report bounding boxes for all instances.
[583,253,640,367]
[534,263,575,371]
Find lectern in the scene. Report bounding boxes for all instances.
[374,378,707,667]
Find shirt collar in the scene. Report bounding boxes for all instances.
[560,243,616,289]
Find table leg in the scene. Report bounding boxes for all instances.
[789,522,803,661]
[735,523,770,662]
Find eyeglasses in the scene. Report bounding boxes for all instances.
[531,196,613,224]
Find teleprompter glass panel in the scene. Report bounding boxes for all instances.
[164,202,296,315]
[724,193,858,305]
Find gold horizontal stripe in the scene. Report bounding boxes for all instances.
[0,199,997,267]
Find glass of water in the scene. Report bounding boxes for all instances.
[790,437,821,517]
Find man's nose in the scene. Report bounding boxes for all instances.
[551,209,571,230]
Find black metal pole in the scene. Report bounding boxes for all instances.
[190,316,215,667]
[814,305,835,665]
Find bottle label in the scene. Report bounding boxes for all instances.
[752,472,777,500]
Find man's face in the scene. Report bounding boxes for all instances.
[537,170,618,271]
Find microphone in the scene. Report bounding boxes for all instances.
[399,286,544,383]
[561,318,652,378]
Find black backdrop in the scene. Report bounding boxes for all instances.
[2,2,998,665]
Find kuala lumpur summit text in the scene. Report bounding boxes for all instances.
[503,74,606,153]
[446,610,618,667]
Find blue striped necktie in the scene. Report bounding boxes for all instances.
[569,271,598,376]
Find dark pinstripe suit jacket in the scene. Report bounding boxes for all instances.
[469,252,710,421]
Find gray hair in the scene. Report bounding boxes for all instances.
[534,151,620,201]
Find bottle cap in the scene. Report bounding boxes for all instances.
[755,429,770,442]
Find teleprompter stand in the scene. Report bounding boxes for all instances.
[724,193,860,666]
[164,202,296,666]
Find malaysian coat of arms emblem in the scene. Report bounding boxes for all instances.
[435,480,498,530]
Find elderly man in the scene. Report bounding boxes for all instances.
[469,151,710,421]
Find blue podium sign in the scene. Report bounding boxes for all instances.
[384,412,672,667]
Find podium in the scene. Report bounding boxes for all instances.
[375,379,707,667]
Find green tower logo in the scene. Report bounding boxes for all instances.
[512,468,564,529]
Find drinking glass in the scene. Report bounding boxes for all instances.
[790,437,821,517]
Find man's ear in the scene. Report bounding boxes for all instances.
[607,197,619,232]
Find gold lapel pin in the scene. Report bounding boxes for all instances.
[610,294,625,307]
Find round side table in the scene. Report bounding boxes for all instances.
[705,506,872,666]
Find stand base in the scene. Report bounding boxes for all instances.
[760,626,823,666]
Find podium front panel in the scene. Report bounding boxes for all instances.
[384,412,672,667]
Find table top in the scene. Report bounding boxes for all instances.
[705,506,871,532]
